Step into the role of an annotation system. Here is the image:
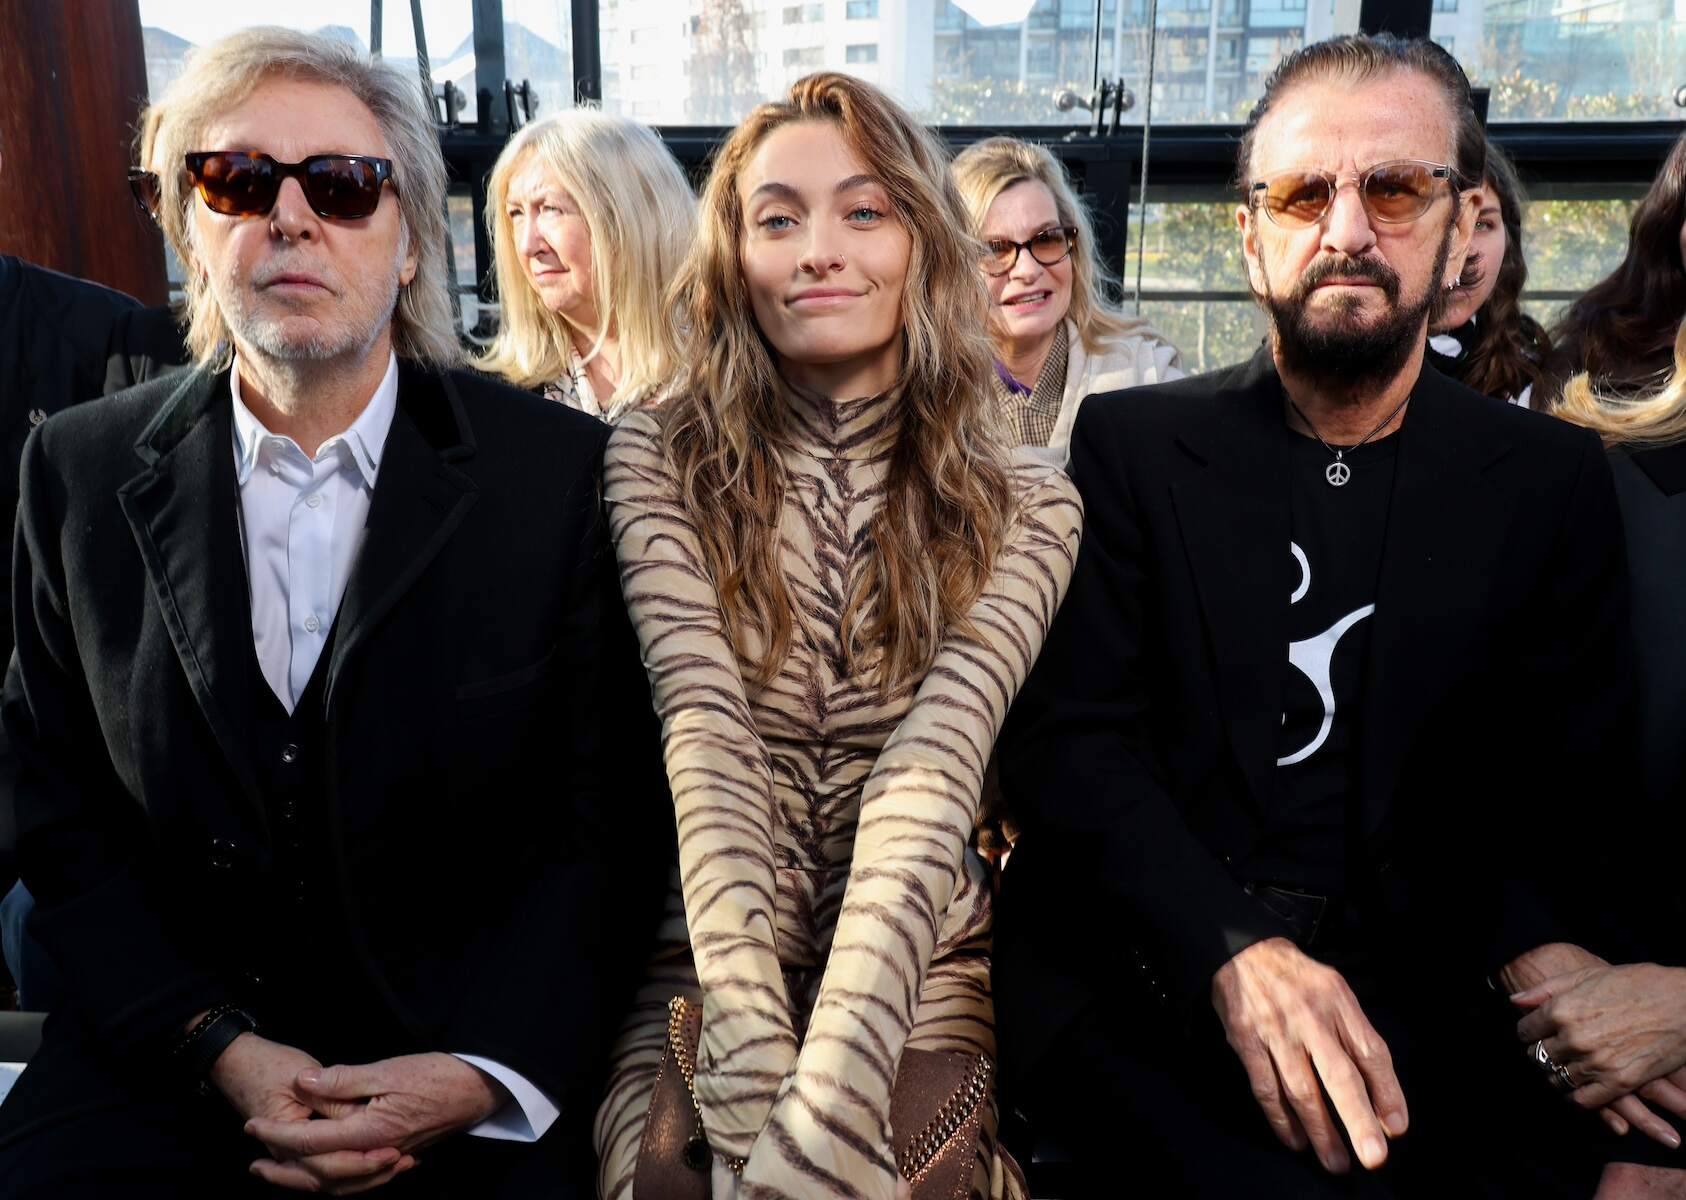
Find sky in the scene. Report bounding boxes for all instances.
[137,0,567,55]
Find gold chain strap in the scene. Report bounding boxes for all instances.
[895,1054,994,1181]
[668,997,747,1175]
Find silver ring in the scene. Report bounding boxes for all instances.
[1529,1040,1577,1091]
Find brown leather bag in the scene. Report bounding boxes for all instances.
[632,996,993,1200]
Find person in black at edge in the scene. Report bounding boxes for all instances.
[0,115,192,1006]
[0,132,157,998]
[996,34,1681,1198]
[0,27,666,1197]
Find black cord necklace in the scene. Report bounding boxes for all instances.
[1287,392,1411,488]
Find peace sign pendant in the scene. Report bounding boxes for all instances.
[1325,459,1351,487]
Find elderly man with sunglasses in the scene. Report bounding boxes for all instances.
[0,28,667,1200]
[997,34,1678,1198]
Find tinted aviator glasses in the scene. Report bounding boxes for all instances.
[1249,159,1461,229]
[983,225,1078,276]
[183,151,397,220]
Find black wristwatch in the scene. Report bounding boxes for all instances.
[176,1003,259,1088]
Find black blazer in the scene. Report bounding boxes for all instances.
[995,348,1638,1083]
[101,302,192,393]
[0,258,144,879]
[0,362,668,1128]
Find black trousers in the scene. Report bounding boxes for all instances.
[0,1013,596,1200]
[1018,957,1676,1199]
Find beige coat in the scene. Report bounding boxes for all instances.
[1040,316,1184,468]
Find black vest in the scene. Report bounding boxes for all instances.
[241,622,394,1059]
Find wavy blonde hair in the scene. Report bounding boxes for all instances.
[951,135,1155,353]
[477,111,695,401]
[663,72,1015,691]
[151,26,459,369]
[1556,317,1686,446]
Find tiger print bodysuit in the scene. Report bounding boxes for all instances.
[594,384,1082,1200]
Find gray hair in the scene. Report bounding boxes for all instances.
[153,26,459,369]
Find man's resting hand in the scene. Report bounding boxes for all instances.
[242,1053,508,1191]
[1212,937,1408,1174]
[209,1032,415,1193]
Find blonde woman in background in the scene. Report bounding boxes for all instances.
[478,110,694,422]
[952,136,1183,467]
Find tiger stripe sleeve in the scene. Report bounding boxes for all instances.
[603,412,799,1162]
[739,463,1084,1199]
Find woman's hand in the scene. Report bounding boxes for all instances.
[736,1109,901,1200]
[1515,963,1686,1147]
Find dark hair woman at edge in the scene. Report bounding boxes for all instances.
[1511,321,1686,1168]
[1556,316,1686,825]
[1426,139,1555,407]
[1549,129,1686,396]
[592,73,1082,1199]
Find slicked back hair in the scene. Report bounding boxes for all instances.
[1235,33,1486,193]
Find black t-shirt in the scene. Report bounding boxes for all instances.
[1244,428,1398,891]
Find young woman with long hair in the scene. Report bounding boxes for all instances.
[594,74,1082,1199]
[1425,139,1555,407]
[1550,129,1686,395]
[951,136,1183,467]
[477,110,695,421]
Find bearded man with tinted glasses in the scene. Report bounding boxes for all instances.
[997,34,1679,1198]
[0,29,666,1199]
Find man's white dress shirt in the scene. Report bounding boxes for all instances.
[230,352,559,1142]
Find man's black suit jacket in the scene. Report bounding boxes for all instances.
[995,347,1638,1085]
[0,361,669,1133]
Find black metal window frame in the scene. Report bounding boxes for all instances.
[440,0,1685,308]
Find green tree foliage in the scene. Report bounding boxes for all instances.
[1134,201,1259,373]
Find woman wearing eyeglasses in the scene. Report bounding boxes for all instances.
[477,111,695,423]
[951,137,1183,470]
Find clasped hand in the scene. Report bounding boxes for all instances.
[1212,937,1408,1175]
[1510,957,1686,1149]
[211,1034,507,1194]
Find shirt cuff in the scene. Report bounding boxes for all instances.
[451,1053,561,1142]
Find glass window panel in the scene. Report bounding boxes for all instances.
[1130,197,1264,373]
[1445,3,1686,121]
[601,0,1125,127]
[1138,299,1265,372]
[449,183,493,341]
[140,2,486,122]
[502,1,574,122]
[1122,0,1356,124]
